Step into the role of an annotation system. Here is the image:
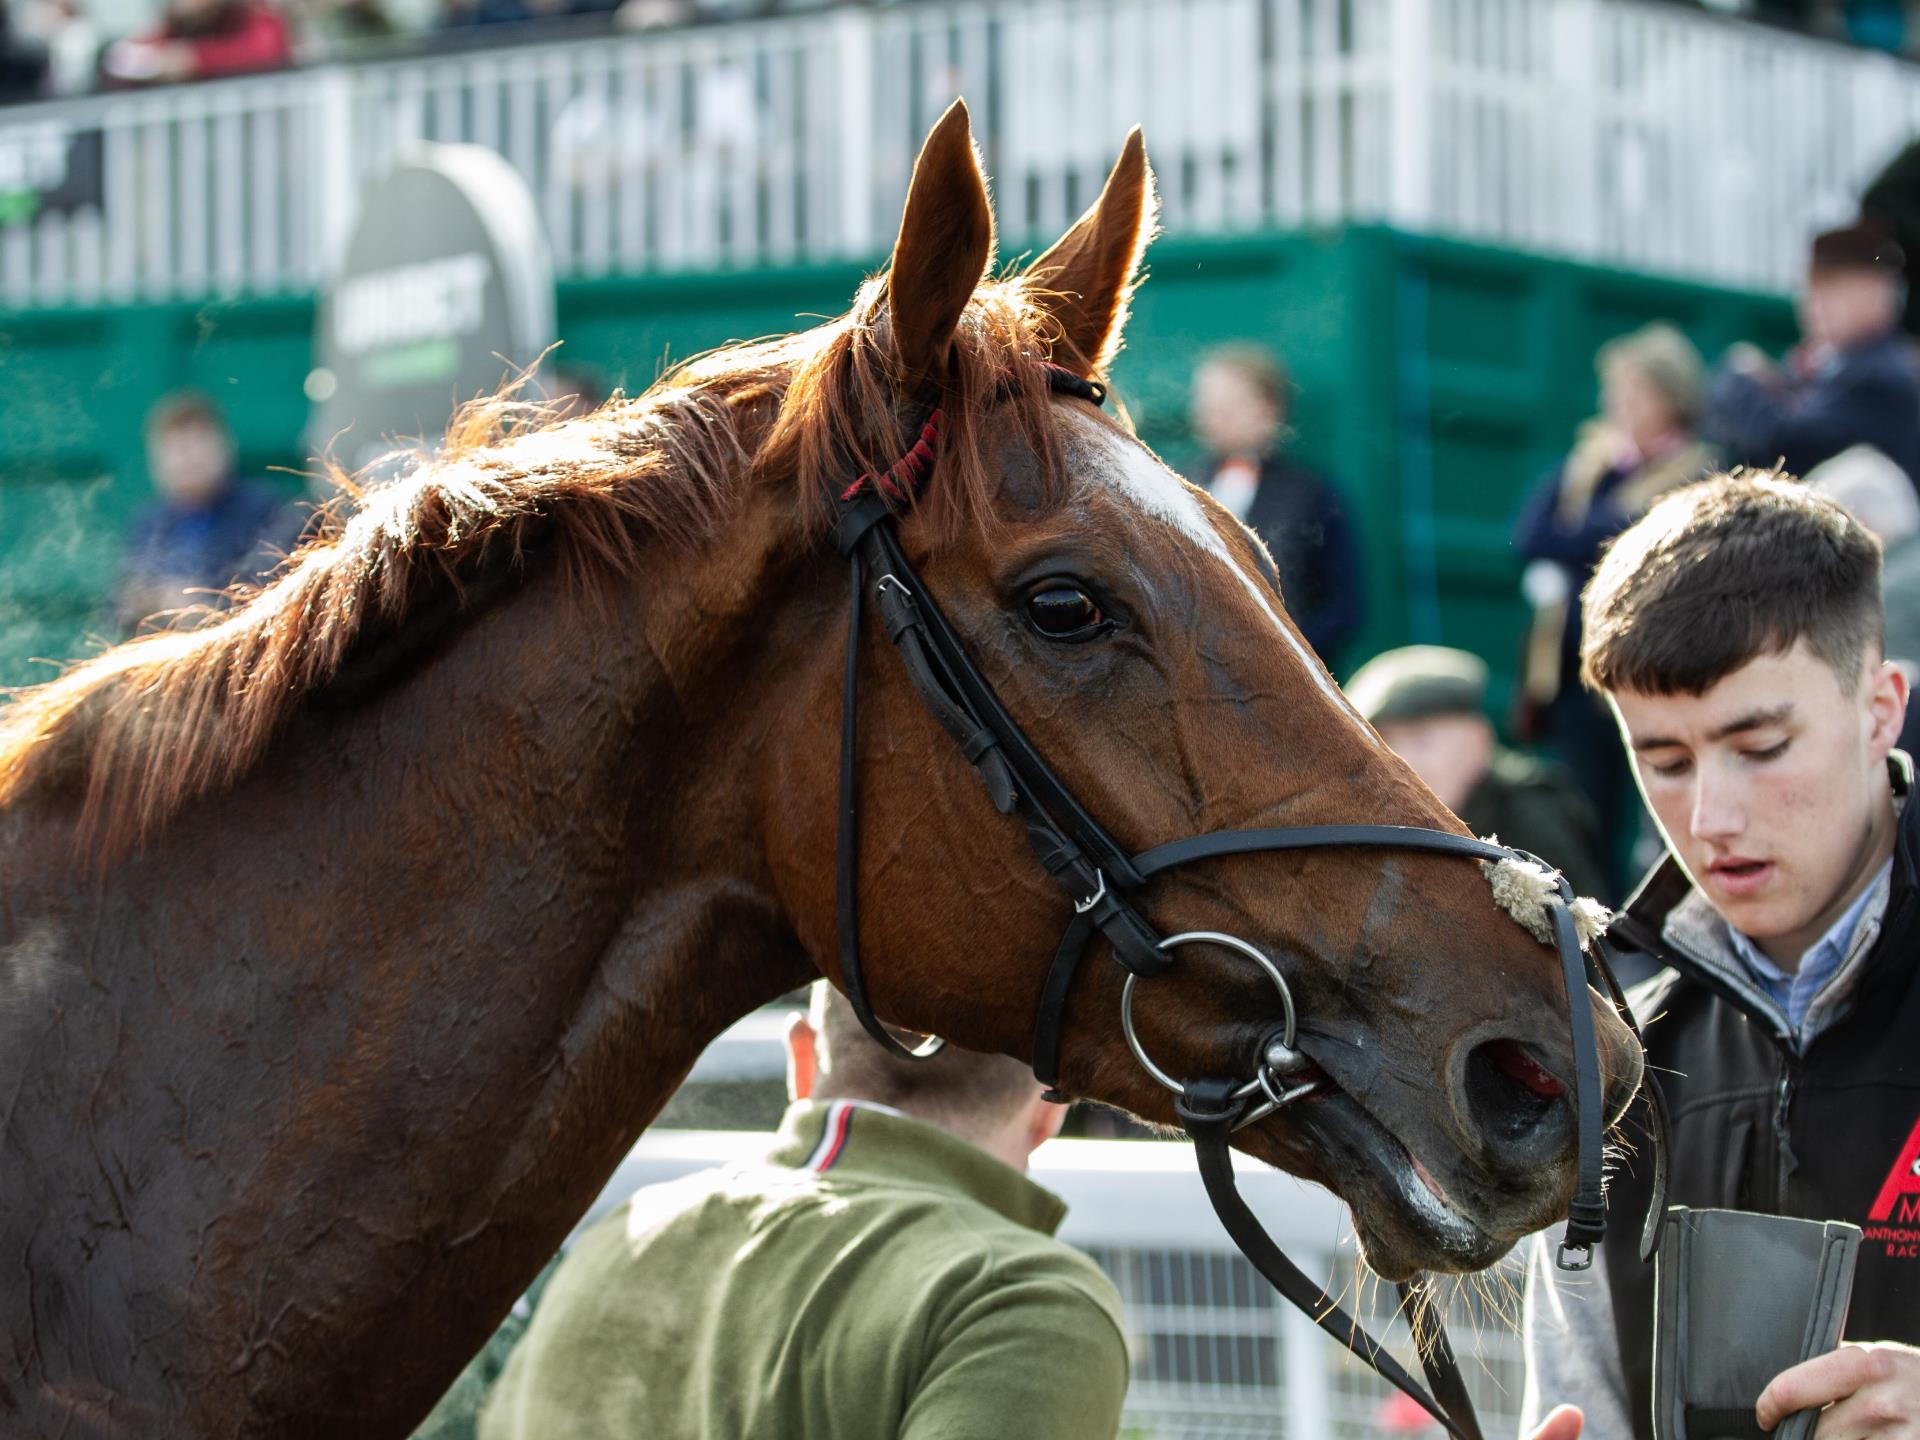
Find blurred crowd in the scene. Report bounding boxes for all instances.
[4,0,1920,105]
[0,0,889,103]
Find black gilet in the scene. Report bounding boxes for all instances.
[1600,757,1920,1439]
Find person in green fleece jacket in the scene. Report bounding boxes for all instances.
[468,982,1129,1440]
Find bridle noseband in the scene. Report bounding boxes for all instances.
[828,365,1669,1440]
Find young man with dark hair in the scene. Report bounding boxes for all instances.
[1521,472,1920,1437]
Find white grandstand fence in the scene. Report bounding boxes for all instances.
[1,0,1917,308]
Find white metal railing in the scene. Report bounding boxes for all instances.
[1,0,1917,309]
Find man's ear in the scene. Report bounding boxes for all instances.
[1025,1088,1070,1156]
[1023,128,1157,377]
[884,99,995,394]
[1867,658,1908,758]
[785,1012,819,1103]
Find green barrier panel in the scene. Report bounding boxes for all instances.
[0,230,1794,707]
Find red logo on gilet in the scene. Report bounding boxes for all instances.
[1865,1115,1920,1259]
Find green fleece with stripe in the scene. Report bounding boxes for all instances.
[478,1101,1130,1440]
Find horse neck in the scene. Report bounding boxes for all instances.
[0,484,829,1436]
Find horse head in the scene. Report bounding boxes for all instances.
[762,103,1643,1282]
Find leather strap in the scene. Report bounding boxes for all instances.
[1399,1277,1483,1440]
[1029,829,1511,1087]
[1179,1079,1485,1440]
[1550,895,1607,1266]
[835,542,942,1061]
[1585,936,1674,1263]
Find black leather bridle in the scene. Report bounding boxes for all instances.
[828,366,1668,1440]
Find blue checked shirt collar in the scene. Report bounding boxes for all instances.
[1726,857,1893,1041]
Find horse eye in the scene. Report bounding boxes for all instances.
[1024,585,1107,641]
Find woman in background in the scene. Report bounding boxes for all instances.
[1513,323,1715,886]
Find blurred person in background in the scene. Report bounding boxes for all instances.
[1706,223,1920,487]
[1810,442,1920,755]
[290,0,396,57]
[0,0,49,100]
[435,0,528,28]
[1190,342,1363,668]
[1347,645,1612,903]
[101,0,290,84]
[1864,138,1920,332]
[469,981,1129,1440]
[114,391,292,634]
[437,0,613,30]
[1513,322,1714,877]
[12,0,98,94]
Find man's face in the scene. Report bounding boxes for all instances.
[1610,642,1906,958]
[1190,362,1280,459]
[1600,357,1682,452]
[150,418,232,509]
[1375,712,1494,812]
[1799,269,1899,352]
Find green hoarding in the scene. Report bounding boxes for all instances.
[0,227,1794,705]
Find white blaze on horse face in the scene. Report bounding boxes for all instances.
[1061,412,1375,741]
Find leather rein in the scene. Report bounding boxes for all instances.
[827,365,1668,1440]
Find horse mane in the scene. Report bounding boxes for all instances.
[0,273,1071,858]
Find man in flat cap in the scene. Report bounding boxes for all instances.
[1706,223,1920,487]
[1348,645,1612,901]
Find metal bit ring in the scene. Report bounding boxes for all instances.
[1121,931,1305,1127]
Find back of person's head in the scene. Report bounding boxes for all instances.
[808,983,1042,1136]
[1597,322,1704,433]
[1807,444,1920,549]
[1581,470,1883,697]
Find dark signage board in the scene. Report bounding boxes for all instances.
[0,123,104,227]
[312,144,555,476]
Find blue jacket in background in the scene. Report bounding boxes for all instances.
[116,477,293,632]
[1705,330,1920,484]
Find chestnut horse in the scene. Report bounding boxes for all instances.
[0,104,1641,1439]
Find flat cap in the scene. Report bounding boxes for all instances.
[1810,223,1906,276]
[1345,645,1488,726]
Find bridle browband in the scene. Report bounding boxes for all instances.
[828,365,1668,1440]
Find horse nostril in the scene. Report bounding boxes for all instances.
[1486,1038,1566,1099]
[1464,1039,1569,1153]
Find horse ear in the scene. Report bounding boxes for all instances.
[885,99,995,394]
[1025,128,1157,377]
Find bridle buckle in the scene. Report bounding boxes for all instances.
[1557,1240,1595,1272]
[1073,869,1107,915]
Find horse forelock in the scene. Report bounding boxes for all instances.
[0,271,1079,859]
